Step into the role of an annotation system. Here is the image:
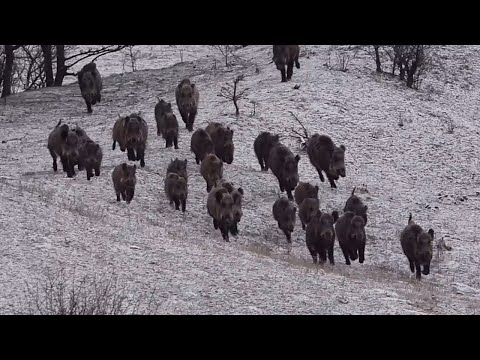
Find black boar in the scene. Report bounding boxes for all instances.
[207,185,235,241]
[205,122,234,164]
[155,99,179,149]
[306,134,346,189]
[335,211,367,265]
[77,62,102,113]
[272,45,300,82]
[111,163,137,203]
[166,158,188,181]
[47,121,82,178]
[298,198,320,230]
[190,128,215,164]
[306,210,339,265]
[165,172,188,213]
[344,187,368,224]
[175,78,199,132]
[253,131,280,171]
[272,197,297,243]
[200,153,223,192]
[267,143,300,201]
[78,139,103,180]
[112,113,148,167]
[400,213,434,280]
[219,179,244,236]
[294,181,319,207]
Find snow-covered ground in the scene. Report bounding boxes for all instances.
[1,45,479,314]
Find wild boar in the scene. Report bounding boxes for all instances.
[272,45,300,82]
[272,197,297,243]
[77,62,102,113]
[207,185,235,241]
[205,122,234,164]
[298,198,320,230]
[335,211,367,265]
[164,172,188,213]
[253,131,280,171]
[267,143,300,201]
[344,187,368,224]
[306,210,339,265]
[190,128,215,164]
[200,153,223,192]
[175,78,199,132]
[112,113,148,167]
[111,163,137,203]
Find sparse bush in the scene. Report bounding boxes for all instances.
[326,45,362,72]
[217,74,249,117]
[22,267,160,315]
[210,45,243,68]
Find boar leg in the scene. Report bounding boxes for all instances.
[318,249,327,264]
[116,192,121,202]
[327,174,337,189]
[286,189,294,201]
[187,111,196,132]
[328,245,335,265]
[358,245,365,264]
[280,68,287,82]
[181,199,186,213]
[283,229,292,243]
[94,166,100,176]
[174,136,179,150]
[173,198,180,211]
[340,244,351,265]
[127,148,136,161]
[213,219,218,230]
[286,62,293,81]
[415,262,422,280]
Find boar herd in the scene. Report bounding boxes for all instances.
[44,47,436,281]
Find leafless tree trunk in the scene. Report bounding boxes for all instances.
[1,45,21,98]
[374,45,382,73]
[41,45,54,87]
[54,45,66,86]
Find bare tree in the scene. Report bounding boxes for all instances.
[218,74,250,117]
[51,45,128,86]
[1,45,21,98]
[41,45,54,87]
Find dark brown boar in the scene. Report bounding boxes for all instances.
[155,99,179,149]
[306,133,346,189]
[219,179,244,236]
[166,158,188,181]
[175,78,199,132]
[111,163,137,203]
[294,181,319,207]
[253,131,280,171]
[298,198,320,230]
[190,128,215,164]
[112,113,148,167]
[200,153,223,192]
[400,213,434,280]
[77,62,102,113]
[78,139,103,180]
[272,197,297,243]
[335,211,367,265]
[207,185,235,241]
[306,210,339,265]
[272,45,300,82]
[267,143,300,201]
[164,172,188,213]
[344,187,368,224]
[205,122,234,164]
[47,121,81,178]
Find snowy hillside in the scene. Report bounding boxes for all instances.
[1,45,479,314]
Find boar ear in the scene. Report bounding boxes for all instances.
[215,191,223,203]
[191,83,195,90]
[121,163,128,172]
[314,185,319,194]
[340,145,346,152]
[364,205,368,212]
[95,143,100,150]
[332,210,339,223]
[293,207,297,214]
[428,228,435,239]
[295,154,300,163]
[124,116,130,124]
[237,187,244,195]
[184,159,188,165]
